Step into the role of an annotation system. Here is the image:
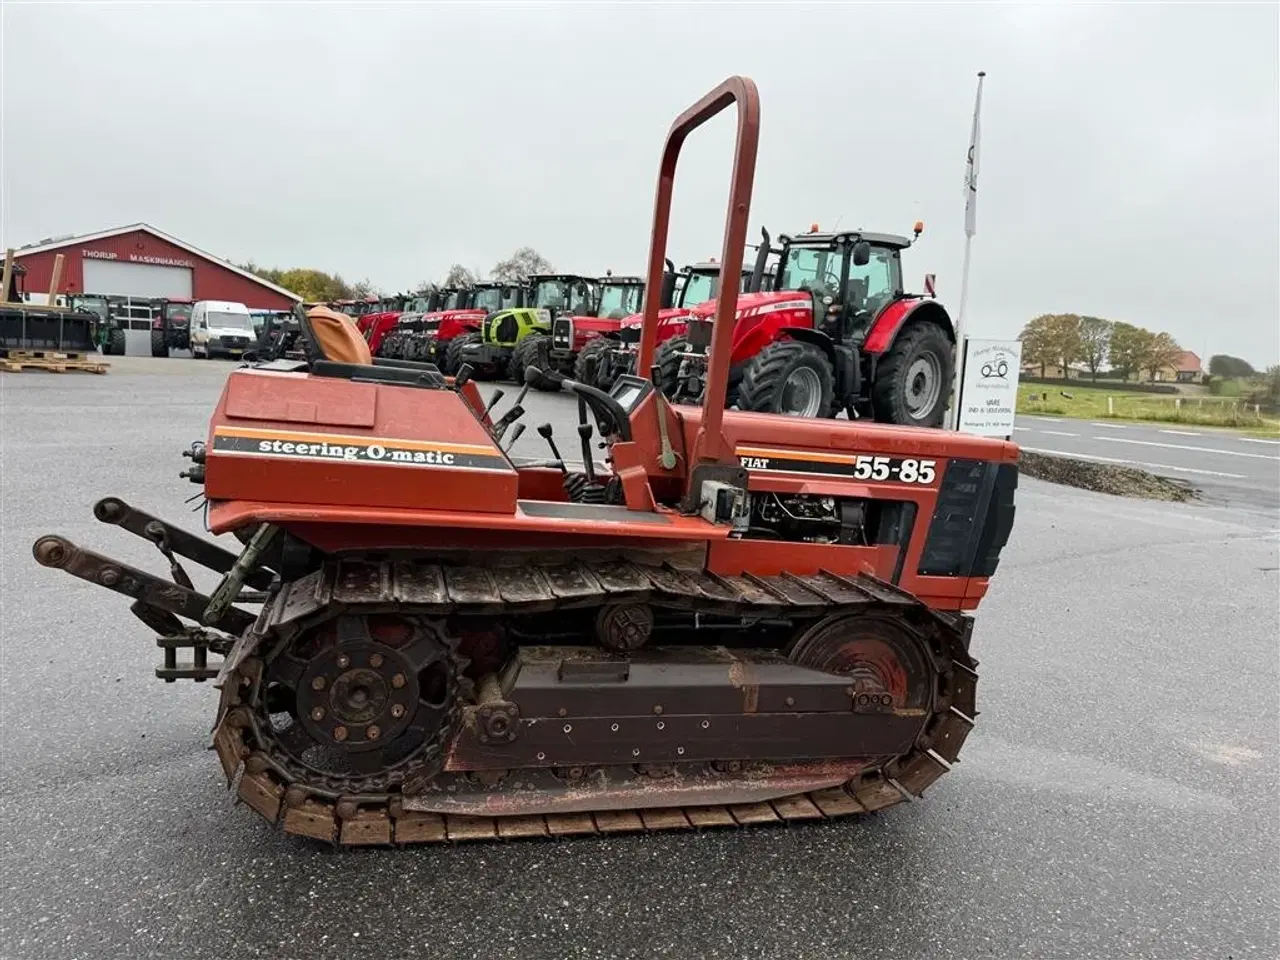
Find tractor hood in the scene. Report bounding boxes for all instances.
[687,290,813,320]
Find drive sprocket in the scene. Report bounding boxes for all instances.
[246,613,460,796]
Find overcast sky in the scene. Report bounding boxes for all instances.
[2,2,1277,365]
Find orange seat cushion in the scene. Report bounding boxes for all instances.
[307,306,372,365]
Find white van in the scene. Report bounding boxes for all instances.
[190,300,255,359]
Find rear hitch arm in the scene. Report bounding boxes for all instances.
[92,497,275,590]
[32,535,256,635]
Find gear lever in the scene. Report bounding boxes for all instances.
[501,422,525,452]
[491,382,531,443]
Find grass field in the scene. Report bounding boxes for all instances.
[1017,382,1280,434]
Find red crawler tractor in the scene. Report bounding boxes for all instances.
[31,77,1017,846]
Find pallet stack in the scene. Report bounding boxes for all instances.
[0,347,108,374]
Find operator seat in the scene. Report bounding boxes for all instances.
[288,303,448,389]
[300,305,372,365]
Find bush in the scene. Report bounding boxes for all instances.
[1208,376,1244,397]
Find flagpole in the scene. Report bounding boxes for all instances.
[947,70,985,431]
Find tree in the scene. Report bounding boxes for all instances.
[1018,314,1058,377]
[238,262,358,302]
[348,277,381,299]
[443,264,479,287]
[1145,331,1183,381]
[1209,354,1256,378]
[1046,314,1083,378]
[1108,322,1153,379]
[1078,315,1113,381]
[491,246,554,282]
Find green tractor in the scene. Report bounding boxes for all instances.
[456,274,596,384]
[68,294,127,355]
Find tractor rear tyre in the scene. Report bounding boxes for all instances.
[574,337,617,390]
[106,328,127,357]
[653,335,688,399]
[871,322,953,428]
[513,334,560,391]
[737,340,835,418]
[149,330,169,358]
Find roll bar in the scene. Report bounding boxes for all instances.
[637,76,760,469]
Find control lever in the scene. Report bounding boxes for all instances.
[483,388,505,417]
[536,423,568,475]
[454,363,474,388]
[501,422,526,452]
[576,396,597,483]
[649,364,678,470]
[490,382,530,443]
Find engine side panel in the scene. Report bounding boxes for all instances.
[204,369,520,515]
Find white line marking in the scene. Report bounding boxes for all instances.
[1239,437,1280,445]
[1020,446,1246,479]
[1159,429,1203,437]
[1040,430,1079,437]
[1091,422,1127,429]
[1093,436,1280,461]
[1013,426,1033,432]
[1025,416,1062,422]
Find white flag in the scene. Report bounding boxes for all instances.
[964,71,985,238]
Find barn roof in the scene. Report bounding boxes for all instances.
[14,222,300,301]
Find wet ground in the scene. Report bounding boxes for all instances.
[2,357,1277,960]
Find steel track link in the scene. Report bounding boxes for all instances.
[211,556,978,846]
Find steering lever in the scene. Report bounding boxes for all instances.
[536,423,568,475]
[577,398,597,484]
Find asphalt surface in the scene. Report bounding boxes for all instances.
[2,356,1278,960]
[1015,415,1280,513]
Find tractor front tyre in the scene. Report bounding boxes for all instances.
[513,334,560,391]
[737,340,835,418]
[106,328,127,357]
[149,330,169,358]
[452,332,502,381]
[653,335,689,399]
[574,337,616,390]
[871,322,954,428]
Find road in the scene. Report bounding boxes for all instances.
[2,357,1277,960]
[1015,415,1279,513]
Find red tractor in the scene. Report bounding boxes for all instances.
[517,272,663,391]
[397,282,526,373]
[356,294,411,357]
[578,258,759,391]
[657,223,955,427]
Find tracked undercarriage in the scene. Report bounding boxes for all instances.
[38,520,976,844]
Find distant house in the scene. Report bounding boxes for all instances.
[1020,362,1097,380]
[1148,351,1204,383]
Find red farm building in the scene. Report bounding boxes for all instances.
[11,222,299,310]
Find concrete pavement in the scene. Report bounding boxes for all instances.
[1,358,1277,959]
[1015,415,1280,513]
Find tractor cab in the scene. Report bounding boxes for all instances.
[538,274,649,388]
[770,227,912,343]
